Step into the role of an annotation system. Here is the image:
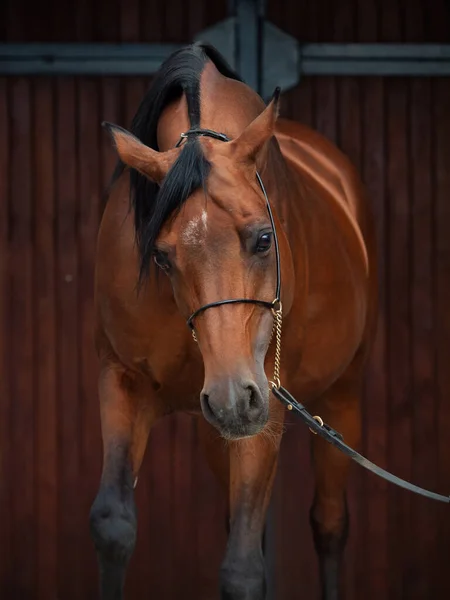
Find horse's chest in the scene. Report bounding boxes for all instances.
[145,340,204,410]
[104,312,204,410]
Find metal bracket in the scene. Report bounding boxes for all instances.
[262,21,299,99]
[195,0,299,99]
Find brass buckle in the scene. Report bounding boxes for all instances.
[269,378,281,390]
[309,415,324,434]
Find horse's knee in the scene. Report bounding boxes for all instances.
[89,489,137,565]
[220,552,265,600]
[309,498,349,555]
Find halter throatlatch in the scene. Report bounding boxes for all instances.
[172,126,450,504]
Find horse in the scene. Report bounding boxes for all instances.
[89,42,378,600]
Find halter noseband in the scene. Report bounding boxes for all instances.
[175,128,283,386]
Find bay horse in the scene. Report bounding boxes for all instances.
[90,42,378,600]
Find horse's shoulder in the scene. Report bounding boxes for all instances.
[275,117,363,211]
[275,117,372,274]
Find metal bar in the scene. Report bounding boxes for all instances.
[302,43,450,59]
[299,43,450,76]
[235,0,261,92]
[1,42,450,77]
[0,43,182,75]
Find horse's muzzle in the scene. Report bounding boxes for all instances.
[200,376,269,438]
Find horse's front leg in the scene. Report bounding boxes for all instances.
[89,363,162,600]
[220,405,284,600]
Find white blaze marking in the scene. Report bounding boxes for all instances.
[182,210,207,246]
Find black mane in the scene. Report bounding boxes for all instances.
[111,42,242,283]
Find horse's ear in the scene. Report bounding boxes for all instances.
[102,122,177,184]
[228,87,280,167]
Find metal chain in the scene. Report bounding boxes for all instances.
[271,302,283,389]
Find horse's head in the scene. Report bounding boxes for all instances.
[105,93,294,439]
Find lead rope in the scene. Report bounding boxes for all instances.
[270,322,450,503]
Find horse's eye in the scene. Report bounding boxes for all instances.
[256,232,272,253]
[153,250,171,271]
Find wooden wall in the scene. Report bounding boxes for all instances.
[1,0,450,599]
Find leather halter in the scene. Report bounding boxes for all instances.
[175,129,282,336]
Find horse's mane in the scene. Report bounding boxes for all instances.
[110,42,242,283]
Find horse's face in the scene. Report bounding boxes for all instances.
[157,156,278,438]
[106,92,290,439]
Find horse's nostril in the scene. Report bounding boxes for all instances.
[200,394,223,422]
[248,385,258,409]
[201,393,214,420]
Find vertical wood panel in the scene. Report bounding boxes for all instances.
[55,77,81,600]
[172,414,196,596]
[425,0,449,42]
[120,0,140,42]
[51,0,77,41]
[204,0,228,33]
[76,0,94,41]
[144,418,174,600]
[361,77,389,600]
[385,77,413,600]
[333,0,356,43]
[142,0,164,42]
[409,77,439,600]
[10,77,35,598]
[336,75,362,600]
[0,78,12,596]
[100,78,122,199]
[187,0,206,41]
[78,78,102,597]
[0,3,6,40]
[356,0,378,41]
[192,421,228,599]
[382,9,411,598]
[5,0,24,40]
[314,78,337,144]
[95,0,119,41]
[163,0,187,42]
[434,77,450,599]
[34,78,58,600]
[405,1,440,591]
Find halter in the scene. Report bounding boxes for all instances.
[176,128,283,388]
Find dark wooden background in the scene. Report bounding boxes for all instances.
[1,0,450,598]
